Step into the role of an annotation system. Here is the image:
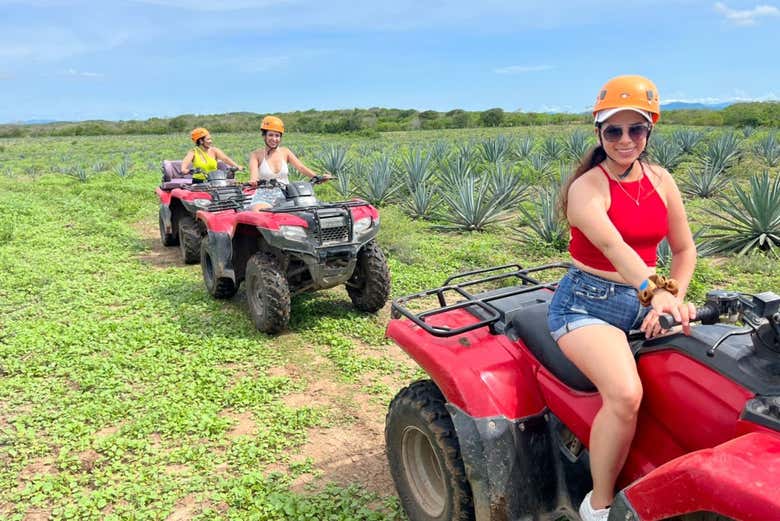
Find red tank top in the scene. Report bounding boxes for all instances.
[569,163,668,271]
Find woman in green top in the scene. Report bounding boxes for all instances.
[181,127,243,176]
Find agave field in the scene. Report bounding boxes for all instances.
[1,123,780,520]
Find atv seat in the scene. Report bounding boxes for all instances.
[512,302,597,392]
[161,160,233,181]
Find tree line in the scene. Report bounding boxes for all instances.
[1,102,778,139]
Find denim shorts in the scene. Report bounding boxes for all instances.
[547,268,649,341]
[248,187,285,208]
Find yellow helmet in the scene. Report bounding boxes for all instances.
[260,116,285,134]
[593,75,660,124]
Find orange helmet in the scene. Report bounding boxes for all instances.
[261,115,285,134]
[593,75,660,125]
[190,127,210,143]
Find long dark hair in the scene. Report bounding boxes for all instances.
[559,144,607,221]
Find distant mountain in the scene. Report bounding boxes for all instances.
[662,101,734,111]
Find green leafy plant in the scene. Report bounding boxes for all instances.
[355,155,401,206]
[672,128,704,154]
[540,136,565,161]
[514,135,535,160]
[316,144,351,177]
[564,130,593,161]
[681,161,731,198]
[397,147,434,190]
[754,132,780,167]
[436,175,516,231]
[479,135,511,164]
[516,186,568,251]
[700,171,780,256]
[648,137,685,172]
[698,131,741,175]
[403,182,440,220]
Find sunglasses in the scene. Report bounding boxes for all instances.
[601,123,651,143]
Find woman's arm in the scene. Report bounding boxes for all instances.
[214,148,243,170]
[286,149,318,178]
[181,150,195,175]
[248,151,262,183]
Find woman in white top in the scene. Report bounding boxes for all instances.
[247,115,331,211]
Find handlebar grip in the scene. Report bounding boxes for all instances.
[658,302,720,330]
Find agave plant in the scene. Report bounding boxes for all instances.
[316,144,351,178]
[404,182,440,220]
[334,168,352,198]
[514,135,535,160]
[355,155,401,206]
[672,128,704,154]
[742,125,756,138]
[436,153,475,188]
[515,187,569,251]
[115,155,131,179]
[487,163,528,207]
[698,131,741,175]
[754,133,780,168]
[564,130,593,161]
[648,137,685,172]
[680,162,731,198]
[525,153,553,181]
[92,160,109,173]
[68,165,89,182]
[699,171,780,256]
[428,140,451,164]
[397,147,434,190]
[479,135,511,164]
[540,136,565,161]
[436,176,517,231]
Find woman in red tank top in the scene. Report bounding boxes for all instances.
[546,75,698,521]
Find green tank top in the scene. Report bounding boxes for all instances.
[192,147,218,173]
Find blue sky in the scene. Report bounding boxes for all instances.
[1,0,779,123]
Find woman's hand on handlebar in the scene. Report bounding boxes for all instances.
[641,290,697,338]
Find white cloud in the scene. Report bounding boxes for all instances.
[0,28,129,62]
[665,93,780,103]
[62,68,104,78]
[714,2,780,26]
[494,65,555,75]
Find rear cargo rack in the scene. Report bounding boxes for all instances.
[391,263,571,337]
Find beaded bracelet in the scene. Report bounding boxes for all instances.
[638,274,680,307]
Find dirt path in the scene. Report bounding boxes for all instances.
[135,218,417,498]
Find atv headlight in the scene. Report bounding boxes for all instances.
[279,225,307,241]
[354,217,373,234]
[193,198,211,208]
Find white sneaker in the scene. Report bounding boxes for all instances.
[579,491,610,521]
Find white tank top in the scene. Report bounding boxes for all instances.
[258,153,289,185]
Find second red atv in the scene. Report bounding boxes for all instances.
[155,160,243,264]
[197,177,390,333]
[385,263,780,521]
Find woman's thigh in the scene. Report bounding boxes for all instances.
[557,324,641,398]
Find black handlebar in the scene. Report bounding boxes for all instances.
[659,301,720,330]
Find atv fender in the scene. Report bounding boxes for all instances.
[156,187,173,206]
[235,211,308,231]
[611,432,780,521]
[171,187,212,203]
[159,203,173,236]
[386,313,545,419]
[198,210,240,236]
[202,231,235,283]
[349,203,379,222]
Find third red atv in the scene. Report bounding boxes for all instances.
[385,263,780,521]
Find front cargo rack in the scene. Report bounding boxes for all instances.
[391,262,572,337]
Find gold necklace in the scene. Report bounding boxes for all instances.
[604,161,643,206]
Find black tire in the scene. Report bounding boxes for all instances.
[346,240,390,313]
[178,215,201,264]
[159,208,177,247]
[200,240,237,299]
[245,253,290,334]
[386,380,474,521]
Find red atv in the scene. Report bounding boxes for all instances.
[385,263,780,521]
[155,160,243,264]
[198,177,390,333]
